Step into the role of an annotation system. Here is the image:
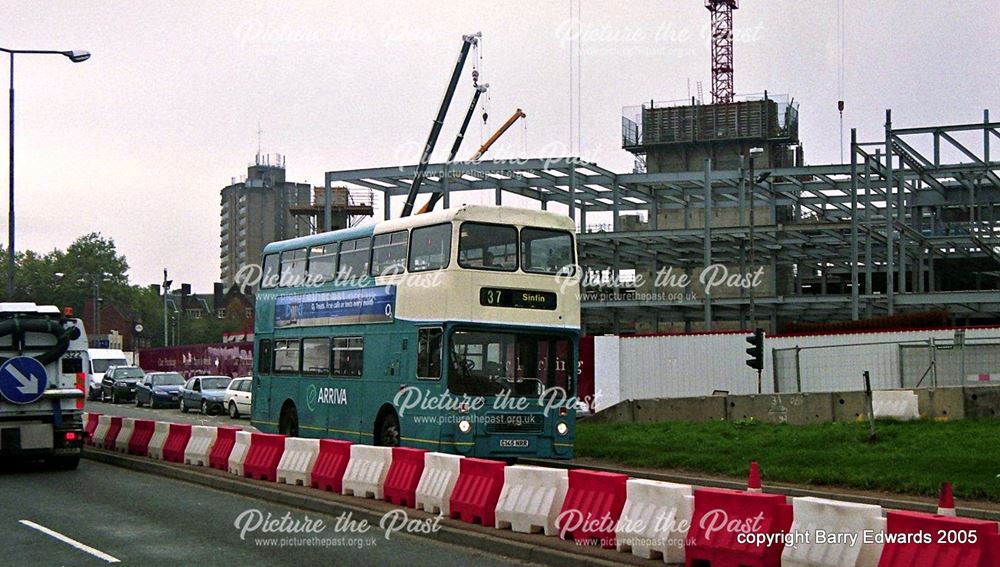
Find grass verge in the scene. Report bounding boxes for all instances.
[575,419,1000,502]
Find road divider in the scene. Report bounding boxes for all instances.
[209,426,239,470]
[342,445,392,499]
[227,431,252,476]
[415,451,462,516]
[128,419,155,456]
[782,496,884,567]
[557,469,628,549]
[162,423,193,463]
[310,439,352,493]
[495,465,568,536]
[243,432,286,481]
[184,425,218,467]
[383,447,427,508]
[147,421,170,460]
[878,509,1000,567]
[449,457,505,526]
[83,412,101,441]
[616,478,693,563]
[276,437,319,486]
[114,418,134,453]
[685,486,793,567]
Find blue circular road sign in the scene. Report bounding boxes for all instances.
[0,356,48,405]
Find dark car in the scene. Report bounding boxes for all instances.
[135,372,186,409]
[179,375,232,415]
[100,366,146,404]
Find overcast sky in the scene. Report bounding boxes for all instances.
[3,1,997,290]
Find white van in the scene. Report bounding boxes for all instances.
[87,348,129,401]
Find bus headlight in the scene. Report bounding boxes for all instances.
[458,419,472,434]
[556,421,568,436]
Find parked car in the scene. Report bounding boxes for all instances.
[135,372,186,409]
[224,377,253,419]
[179,375,233,415]
[100,366,146,404]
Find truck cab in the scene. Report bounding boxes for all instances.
[0,303,88,469]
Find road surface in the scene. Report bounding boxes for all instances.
[0,459,536,566]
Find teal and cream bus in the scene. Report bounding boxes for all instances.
[251,205,579,459]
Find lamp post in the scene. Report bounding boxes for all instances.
[747,147,770,328]
[76,272,109,343]
[0,47,90,299]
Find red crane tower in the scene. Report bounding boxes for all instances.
[705,0,738,104]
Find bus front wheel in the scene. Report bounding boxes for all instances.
[279,404,299,438]
[376,411,400,447]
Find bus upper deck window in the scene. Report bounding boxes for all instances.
[521,228,575,275]
[371,231,408,277]
[261,254,280,288]
[338,237,371,281]
[458,222,517,271]
[308,244,338,283]
[409,224,451,272]
[280,249,307,286]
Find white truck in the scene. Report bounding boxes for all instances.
[0,303,88,469]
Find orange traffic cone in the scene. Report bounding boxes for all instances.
[937,482,956,517]
[747,461,762,493]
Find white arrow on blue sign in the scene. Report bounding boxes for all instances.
[0,356,48,405]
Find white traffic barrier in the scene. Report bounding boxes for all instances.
[115,418,135,453]
[342,445,393,499]
[782,496,885,567]
[184,426,218,467]
[872,390,919,420]
[494,465,568,535]
[415,452,462,516]
[277,437,320,486]
[228,431,252,476]
[147,421,171,460]
[91,415,111,447]
[616,478,694,562]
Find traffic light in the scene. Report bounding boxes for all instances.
[745,328,764,371]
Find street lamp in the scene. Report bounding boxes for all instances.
[76,272,109,342]
[1,46,90,299]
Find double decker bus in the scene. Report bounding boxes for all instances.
[252,205,579,459]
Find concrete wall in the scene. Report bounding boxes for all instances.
[591,386,1000,425]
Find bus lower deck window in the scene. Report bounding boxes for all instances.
[332,337,364,376]
[302,338,331,374]
[274,339,301,373]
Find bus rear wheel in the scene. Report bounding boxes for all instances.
[377,412,400,447]
[279,404,299,438]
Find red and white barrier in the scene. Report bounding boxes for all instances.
[311,439,353,493]
[90,415,110,447]
[243,433,286,481]
[147,421,171,460]
[383,447,427,507]
[227,431,252,476]
[415,452,462,516]
[83,412,101,441]
[782,497,884,567]
[685,487,793,567]
[209,426,240,470]
[342,445,393,499]
[494,465,568,536]
[128,419,156,456]
[878,509,1000,567]
[616,478,693,563]
[276,437,320,486]
[450,458,506,526]
[162,423,193,463]
[103,416,123,450]
[557,469,628,548]
[184,426,218,467]
[114,418,135,453]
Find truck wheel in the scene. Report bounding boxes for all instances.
[46,456,80,471]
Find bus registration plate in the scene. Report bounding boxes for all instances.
[499,439,529,448]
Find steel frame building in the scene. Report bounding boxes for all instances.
[324,110,1000,334]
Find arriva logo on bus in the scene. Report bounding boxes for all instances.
[306,384,348,412]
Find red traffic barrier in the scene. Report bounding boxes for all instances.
[685,487,793,567]
[75,373,86,409]
[556,469,628,549]
[384,447,428,508]
[84,412,101,441]
[128,419,156,456]
[449,458,506,526]
[878,510,1000,567]
[243,432,286,481]
[162,423,193,463]
[208,427,240,470]
[103,416,123,450]
[311,439,353,493]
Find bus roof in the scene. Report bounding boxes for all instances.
[262,205,576,255]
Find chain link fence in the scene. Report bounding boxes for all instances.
[773,334,1000,393]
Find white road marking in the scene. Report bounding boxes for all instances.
[18,520,121,563]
